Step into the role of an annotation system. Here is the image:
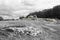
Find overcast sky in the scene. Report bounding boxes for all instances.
[0,0,60,19]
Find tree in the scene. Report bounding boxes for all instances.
[53,5,60,19]
[26,5,60,19]
[26,11,45,18]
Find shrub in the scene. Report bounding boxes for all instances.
[0,17,3,21]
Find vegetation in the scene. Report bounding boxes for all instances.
[0,5,60,40]
[26,5,60,19]
[19,16,25,19]
[0,17,3,21]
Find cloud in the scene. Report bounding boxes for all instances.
[0,0,60,19]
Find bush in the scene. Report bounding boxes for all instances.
[0,17,3,21]
[19,16,25,19]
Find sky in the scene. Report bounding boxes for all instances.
[0,0,60,19]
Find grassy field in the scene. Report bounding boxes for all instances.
[0,18,60,40]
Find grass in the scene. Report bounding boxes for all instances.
[0,18,60,40]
